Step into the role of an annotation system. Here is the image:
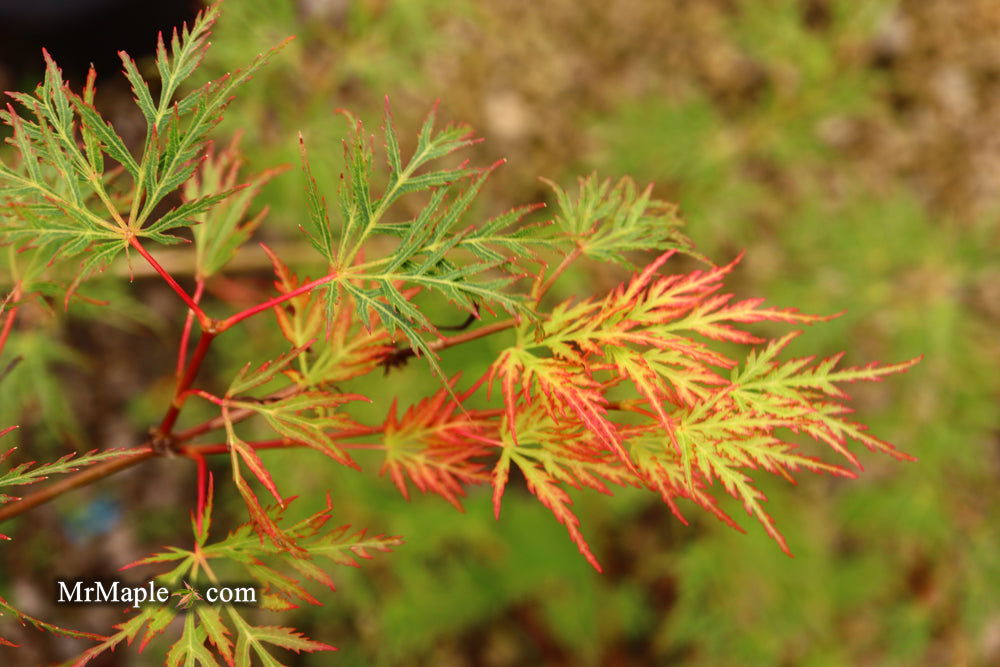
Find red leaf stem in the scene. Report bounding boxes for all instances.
[158,330,217,436]
[175,279,205,380]
[128,236,209,326]
[219,271,338,331]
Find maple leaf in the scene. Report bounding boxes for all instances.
[296,102,557,390]
[728,331,921,463]
[0,427,128,539]
[0,443,127,496]
[218,407,296,553]
[215,346,371,550]
[544,174,699,268]
[189,135,285,280]
[231,392,367,469]
[491,404,640,570]
[0,593,106,651]
[484,252,919,566]
[180,494,402,613]
[228,613,335,666]
[500,445,604,571]
[490,348,635,472]
[72,606,178,666]
[77,495,398,665]
[380,380,495,509]
[225,344,311,397]
[195,606,234,666]
[0,3,290,290]
[165,613,217,667]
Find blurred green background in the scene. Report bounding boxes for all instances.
[2,0,999,664]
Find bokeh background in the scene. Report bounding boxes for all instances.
[0,0,998,664]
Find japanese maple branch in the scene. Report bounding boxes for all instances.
[0,375,593,525]
[0,269,521,521]
[158,269,339,436]
[157,272,340,435]
[0,386,299,523]
[386,317,518,366]
[180,409,507,456]
[0,448,154,523]
[0,415,364,524]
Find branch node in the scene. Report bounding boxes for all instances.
[149,428,179,457]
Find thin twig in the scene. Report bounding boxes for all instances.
[180,426,384,457]
[129,236,209,326]
[0,448,155,522]
[218,272,338,331]
[158,331,217,436]
[176,280,205,380]
[0,309,523,523]
[386,317,518,367]
[0,285,22,357]
[532,245,582,303]
[0,386,299,523]
[192,450,208,535]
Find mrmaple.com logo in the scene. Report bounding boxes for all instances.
[55,580,257,608]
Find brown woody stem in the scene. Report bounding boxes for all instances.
[432,319,518,351]
[0,448,155,522]
[387,317,518,366]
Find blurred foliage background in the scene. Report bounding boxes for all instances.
[1,0,998,664]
